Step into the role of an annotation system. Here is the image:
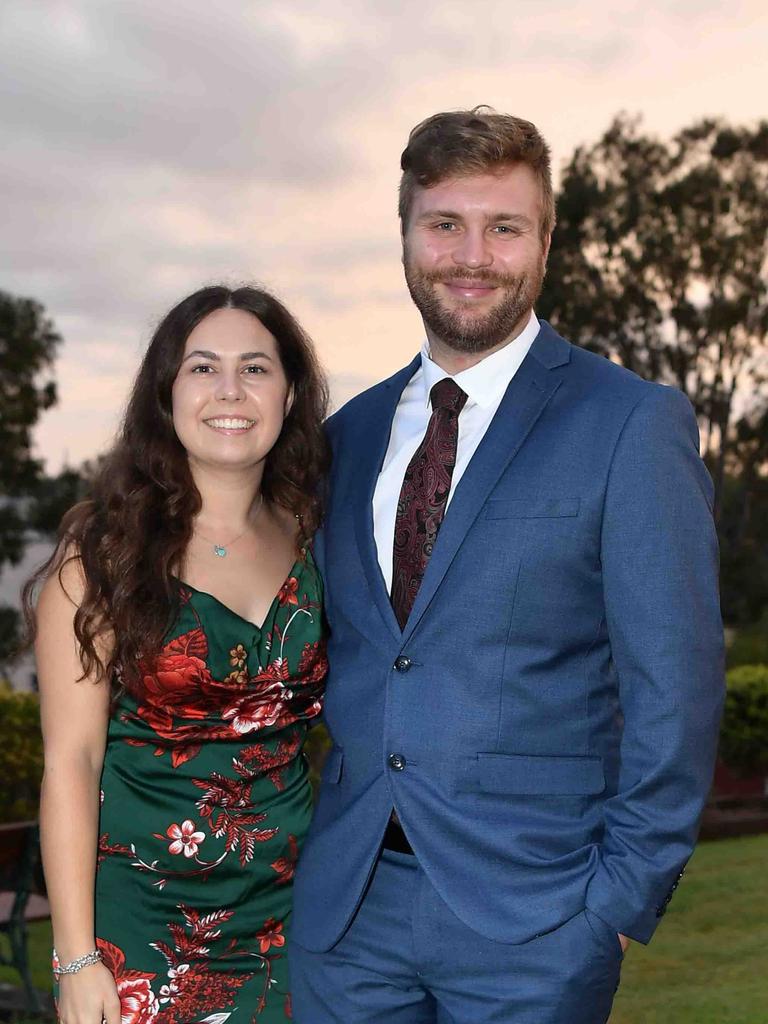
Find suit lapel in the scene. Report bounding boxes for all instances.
[350,356,420,642]
[401,325,571,642]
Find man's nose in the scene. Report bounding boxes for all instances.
[451,227,493,269]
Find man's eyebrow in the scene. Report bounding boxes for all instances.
[415,210,534,225]
[489,213,534,225]
[182,349,273,362]
[415,209,463,222]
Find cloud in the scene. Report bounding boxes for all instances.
[1,0,766,469]
[0,1,368,185]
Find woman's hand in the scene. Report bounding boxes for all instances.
[57,961,121,1024]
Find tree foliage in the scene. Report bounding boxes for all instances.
[718,471,768,626]
[539,114,768,513]
[27,467,87,537]
[0,290,62,663]
[0,605,22,670]
[0,290,61,495]
[539,115,768,625]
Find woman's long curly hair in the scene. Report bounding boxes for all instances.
[23,284,330,697]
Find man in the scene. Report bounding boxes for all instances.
[290,107,724,1023]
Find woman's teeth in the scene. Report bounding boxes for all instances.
[205,417,254,430]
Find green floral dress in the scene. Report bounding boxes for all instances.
[91,552,325,1023]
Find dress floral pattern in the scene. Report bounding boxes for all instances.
[93,552,326,1023]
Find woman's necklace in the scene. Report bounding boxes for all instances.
[194,494,265,558]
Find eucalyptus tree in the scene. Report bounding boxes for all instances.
[540,115,768,516]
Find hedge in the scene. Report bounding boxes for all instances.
[0,687,43,822]
[720,664,768,776]
[727,610,768,669]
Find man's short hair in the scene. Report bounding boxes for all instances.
[398,106,554,241]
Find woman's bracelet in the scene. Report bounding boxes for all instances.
[52,948,103,976]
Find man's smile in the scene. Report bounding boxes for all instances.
[441,279,499,300]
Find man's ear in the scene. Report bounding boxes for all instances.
[542,231,552,267]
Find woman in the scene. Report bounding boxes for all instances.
[26,285,330,1024]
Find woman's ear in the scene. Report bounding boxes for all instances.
[285,384,295,417]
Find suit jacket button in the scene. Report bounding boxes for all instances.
[388,753,407,771]
[394,656,412,673]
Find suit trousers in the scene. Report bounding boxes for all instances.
[289,848,623,1024]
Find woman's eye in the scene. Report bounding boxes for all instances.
[244,364,266,374]
[191,364,214,374]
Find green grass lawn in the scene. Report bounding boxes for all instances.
[610,833,768,1024]
[0,915,52,994]
[2,834,766,1023]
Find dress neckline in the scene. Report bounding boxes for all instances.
[175,552,308,633]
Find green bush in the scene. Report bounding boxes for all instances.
[720,664,768,775]
[0,689,43,822]
[726,610,768,669]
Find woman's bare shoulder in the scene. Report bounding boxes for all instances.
[37,544,86,615]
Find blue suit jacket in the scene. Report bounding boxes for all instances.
[292,322,725,951]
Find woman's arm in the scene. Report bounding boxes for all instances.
[36,556,121,1024]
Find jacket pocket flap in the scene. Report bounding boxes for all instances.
[476,753,605,795]
[484,498,580,519]
[321,745,344,784]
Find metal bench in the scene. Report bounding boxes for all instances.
[0,820,50,1014]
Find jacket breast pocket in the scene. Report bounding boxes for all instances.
[474,752,605,795]
[484,498,580,520]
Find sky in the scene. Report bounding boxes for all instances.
[2,0,767,471]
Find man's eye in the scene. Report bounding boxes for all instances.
[494,225,517,234]
[436,222,456,231]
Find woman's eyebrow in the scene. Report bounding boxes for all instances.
[182,349,273,362]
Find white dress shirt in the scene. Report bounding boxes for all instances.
[373,312,541,591]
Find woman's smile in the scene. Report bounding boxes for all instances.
[203,416,256,434]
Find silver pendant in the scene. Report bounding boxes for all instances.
[213,545,227,558]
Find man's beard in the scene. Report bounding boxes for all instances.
[403,255,544,355]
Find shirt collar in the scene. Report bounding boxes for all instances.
[419,311,540,410]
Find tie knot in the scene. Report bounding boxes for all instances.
[430,378,467,414]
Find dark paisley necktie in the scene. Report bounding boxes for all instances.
[391,377,468,630]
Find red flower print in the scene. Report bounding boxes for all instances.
[117,975,159,1024]
[277,577,299,606]
[255,917,285,953]
[140,628,214,711]
[222,680,292,735]
[170,743,203,768]
[95,941,158,1024]
[297,641,329,690]
[270,835,299,885]
[158,962,190,1003]
[166,820,206,858]
[144,654,212,708]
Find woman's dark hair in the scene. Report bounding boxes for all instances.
[23,284,330,695]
